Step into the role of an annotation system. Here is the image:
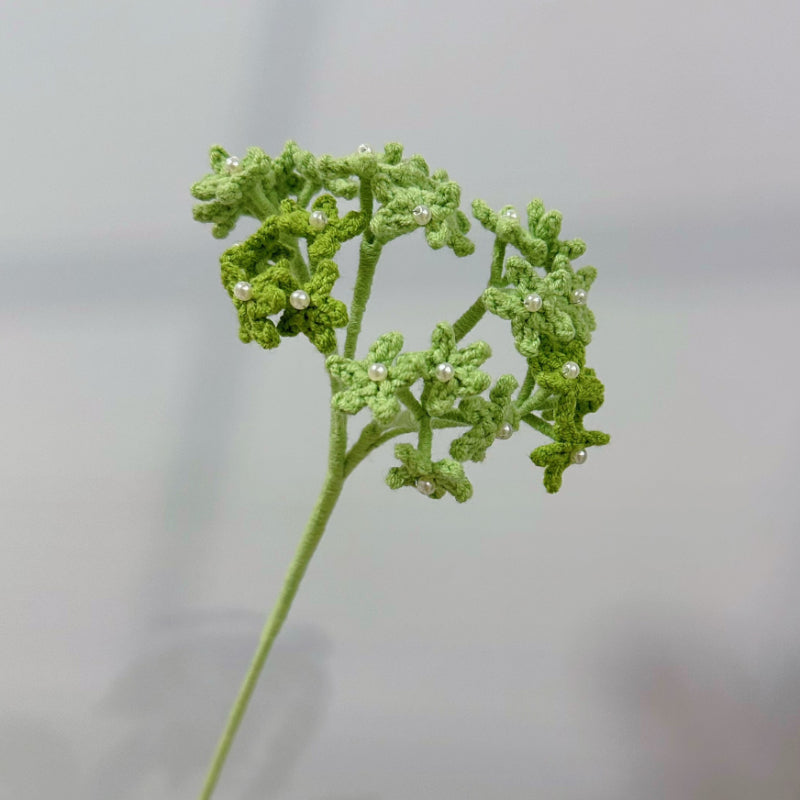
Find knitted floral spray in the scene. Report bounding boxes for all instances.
[191,141,609,798]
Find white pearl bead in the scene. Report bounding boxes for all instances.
[496,422,513,440]
[224,156,241,174]
[233,281,253,301]
[412,204,432,225]
[434,362,455,382]
[289,289,311,310]
[561,361,580,379]
[571,288,588,305]
[523,293,542,312]
[502,208,519,221]
[357,144,373,154]
[367,362,388,382]
[309,210,327,230]
[571,449,588,465]
[416,478,435,496]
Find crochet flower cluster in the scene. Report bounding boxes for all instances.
[192,142,609,494]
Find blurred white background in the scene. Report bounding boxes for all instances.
[2,1,799,798]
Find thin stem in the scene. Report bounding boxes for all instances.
[451,237,507,343]
[517,365,536,403]
[521,412,555,439]
[396,386,424,420]
[452,296,485,342]
[489,239,507,286]
[343,178,381,359]
[417,385,433,458]
[198,395,347,800]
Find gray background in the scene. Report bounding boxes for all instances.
[2,1,799,798]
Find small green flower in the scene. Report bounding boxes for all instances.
[326,333,423,424]
[191,145,293,238]
[220,258,294,350]
[557,253,598,345]
[534,362,608,442]
[482,256,576,358]
[449,375,520,462]
[386,444,473,502]
[472,198,587,270]
[305,195,367,265]
[370,180,474,256]
[276,259,348,354]
[421,322,492,416]
[528,361,609,493]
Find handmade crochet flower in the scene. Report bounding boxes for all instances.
[276,259,348,354]
[219,256,293,350]
[191,146,289,238]
[482,256,576,358]
[386,444,473,502]
[326,333,423,424]
[555,253,598,345]
[304,195,367,265]
[449,374,520,462]
[420,322,492,416]
[528,361,609,492]
[370,179,474,256]
[472,198,587,270]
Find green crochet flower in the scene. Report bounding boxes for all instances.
[528,362,609,492]
[482,256,576,358]
[191,145,303,238]
[420,322,492,416]
[557,253,598,345]
[305,195,367,265]
[370,177,474,256]
[326,333,423,424]
[220,257,294,350]
[386,444,473,502]
[276,259,348,354]
[472,198,587,270]
[449,375,521,462]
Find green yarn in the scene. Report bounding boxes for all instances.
[386,443,474,502]
[327,332,423,424]
[192,140,611,799]
[450,374,521,462]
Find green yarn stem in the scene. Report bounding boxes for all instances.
[518,366,536,403]
[489,239,507,286]
[452,296,486,342]
[396,386,425,420]
[343,180,380,360]
[417,385,433,457]
[198,398,347,800]
[521,412,555,438]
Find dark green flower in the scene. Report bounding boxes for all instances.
[305,195,367,266]
[220,256,294,350]
[482,256,576,358]
[449,375,520,462]
[528,361,609,493]
[420,323,492,416]
[386,444,473,502]
[326,333,424,424]
[276,259,348,354]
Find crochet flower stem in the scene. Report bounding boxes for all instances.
[343,181,380,359]
[451,237,507,342]
[199,390,347,800]
[191,140,610,798]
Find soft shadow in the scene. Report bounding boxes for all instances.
[594,614,800,800]
[90,614,331,800]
